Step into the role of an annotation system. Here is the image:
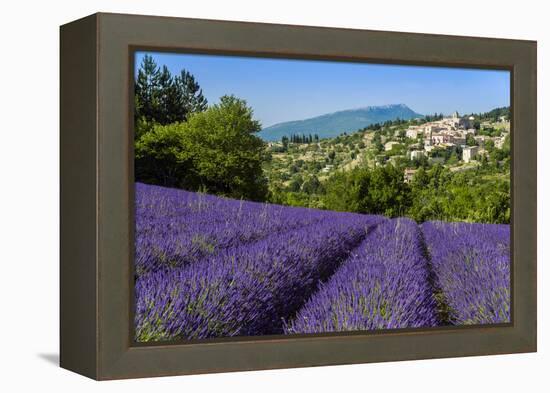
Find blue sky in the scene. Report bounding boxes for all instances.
[135,51,510,128]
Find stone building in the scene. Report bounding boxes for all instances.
[409,150,426,160]
[462,146,479,163]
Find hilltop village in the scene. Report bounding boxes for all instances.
[396,110,509,181]
[265,109,510,187]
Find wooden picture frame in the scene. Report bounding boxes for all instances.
[60,12,537,380]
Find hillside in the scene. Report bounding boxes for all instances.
[264,109,511,223]
[258,104,423,141]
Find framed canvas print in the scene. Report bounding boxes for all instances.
[60,12,537,380]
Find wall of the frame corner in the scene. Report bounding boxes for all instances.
[59,13,99,380]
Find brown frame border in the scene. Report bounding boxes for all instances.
[60,12,537,380]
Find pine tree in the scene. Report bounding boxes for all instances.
[135,54,161,123]
[156,65,180,124]
[281,136,289,150]
[135,55,208,126]
[175,70,208,119]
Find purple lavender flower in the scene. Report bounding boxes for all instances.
[136,183,334,274]
[134,183,510,342]
[285,218,439,334]
[421,221,510,325]
[134,183,384,341]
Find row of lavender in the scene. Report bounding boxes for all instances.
[134,183,510,342]
[134,183,385,341]
[136,182,336,275]
[422,221,510,324]
[285,218,439,333]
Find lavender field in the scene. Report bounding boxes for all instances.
[134,183,510,342]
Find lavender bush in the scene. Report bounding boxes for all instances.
[136,183,331,274]
[422,221,510,324]
[285,218,439,334]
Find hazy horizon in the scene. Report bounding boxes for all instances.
[135,51,510,128]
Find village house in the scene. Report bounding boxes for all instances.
[409,150,426,160]
[451,135,466,145]
[449,112,475,129]
[424,124,443,134]
[431,133,452,145]
[448,111,461,128]
[403,168,417,183]
[462,146,479,163]
[405,127,423,139]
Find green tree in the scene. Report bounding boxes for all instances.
[134,55,207,126]
[288,176,303,192]
[281,136,289,151]
[466,133,477,146]
[323,166,411,217]
[302,176,321,194]
[322,171,361,212]
[135,95,268,201]
[156,65,181,124]
[372,131,384,153]
[397,129,406,141]
[134,116,155,141]
[354,165,411,217]
[178,95,268,200]
[135,54,161,124]
[134,123,194,187]
[406,164,510,223]
[175,70,208,117]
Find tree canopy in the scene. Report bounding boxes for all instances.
[319,163,510,224]
[323,165,411,217]
[134,54,207,127]
[135,95,268,201]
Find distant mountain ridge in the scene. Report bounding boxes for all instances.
[258,104,423,142]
